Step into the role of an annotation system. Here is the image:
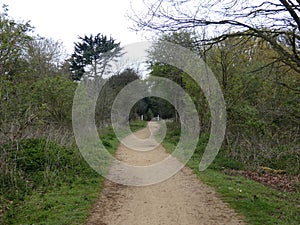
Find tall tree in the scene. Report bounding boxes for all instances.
[69,33,123,80]
[0,4,32,77]
[148,31,199,122]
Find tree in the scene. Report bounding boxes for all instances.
[131,0,300,73]
[95,68,141,126]
[148,31,200,122]
[0,4,32,77]
[0,5,74,142]
[26,36,67,78]
[147,30,299,169]
[133,98,149,118]
[32,77,77,126]
[69,33,123,80]
[148,97,175,119]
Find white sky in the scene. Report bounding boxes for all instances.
[2,0,147,54]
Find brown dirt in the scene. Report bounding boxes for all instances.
[225,169,300,192]
[86,122,245,225]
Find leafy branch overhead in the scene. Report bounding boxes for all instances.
[69,33,123,81]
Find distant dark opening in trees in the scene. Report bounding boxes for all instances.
[131,97,176,121]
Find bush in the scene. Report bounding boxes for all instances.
[0,138,96,201]
[15,138,70,173]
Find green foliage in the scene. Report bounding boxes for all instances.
[129,120,147,131]
[130,96,175,121]
[14,139,70,173]
[69,33,123,80]
[31,77,77,125]
[159,122,180,145]
[132,98,149,117]
[0,8,75,145]
[196,170,300,225]
[149,31,299,174]
[161,122,243,170]
[1,138,90,201]
[1,138,102,224]
[0,5,147,225]
[4,179,103,225]
[145,108,154,121]
[148,97,175,119]
[163,120,299,174]
[161,122,300,225]
[0,76,76,145]
[95,68,141,124]
[259,145,300,175]
[0,5,33,77]
[1,121,146,224]
[26,36,67,79]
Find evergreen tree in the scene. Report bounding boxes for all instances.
[70,33,123,80]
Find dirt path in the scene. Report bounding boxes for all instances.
[86,122,245,225]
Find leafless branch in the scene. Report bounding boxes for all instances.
[129,0,300,73]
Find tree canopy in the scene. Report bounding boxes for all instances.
[69,33,123,80]
[131,0,300,73]
[0,5,33,77]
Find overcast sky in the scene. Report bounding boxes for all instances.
[2,0,147,54]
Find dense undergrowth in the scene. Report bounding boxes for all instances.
[0,120,146,224]
[162,122,300,175]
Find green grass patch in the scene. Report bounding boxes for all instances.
[1,120,147,225]
[4,177,104,225]
[160,122,300,225]
[191,167,300,224]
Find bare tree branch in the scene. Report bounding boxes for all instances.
[280,0,300,31]
[130,0,300,73]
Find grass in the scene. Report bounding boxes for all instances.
[159,122,300,225]
[4,178,104,225]
[8,120,299,224]
[1,120,147,225]
[192,168,300,224]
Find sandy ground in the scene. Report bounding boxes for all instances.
[86,122,245,225]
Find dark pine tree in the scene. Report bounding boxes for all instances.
[69,33,122,81]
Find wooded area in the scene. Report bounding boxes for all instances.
[0,0,299,223]
[0,5,145,221]
[131,0,300,174]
